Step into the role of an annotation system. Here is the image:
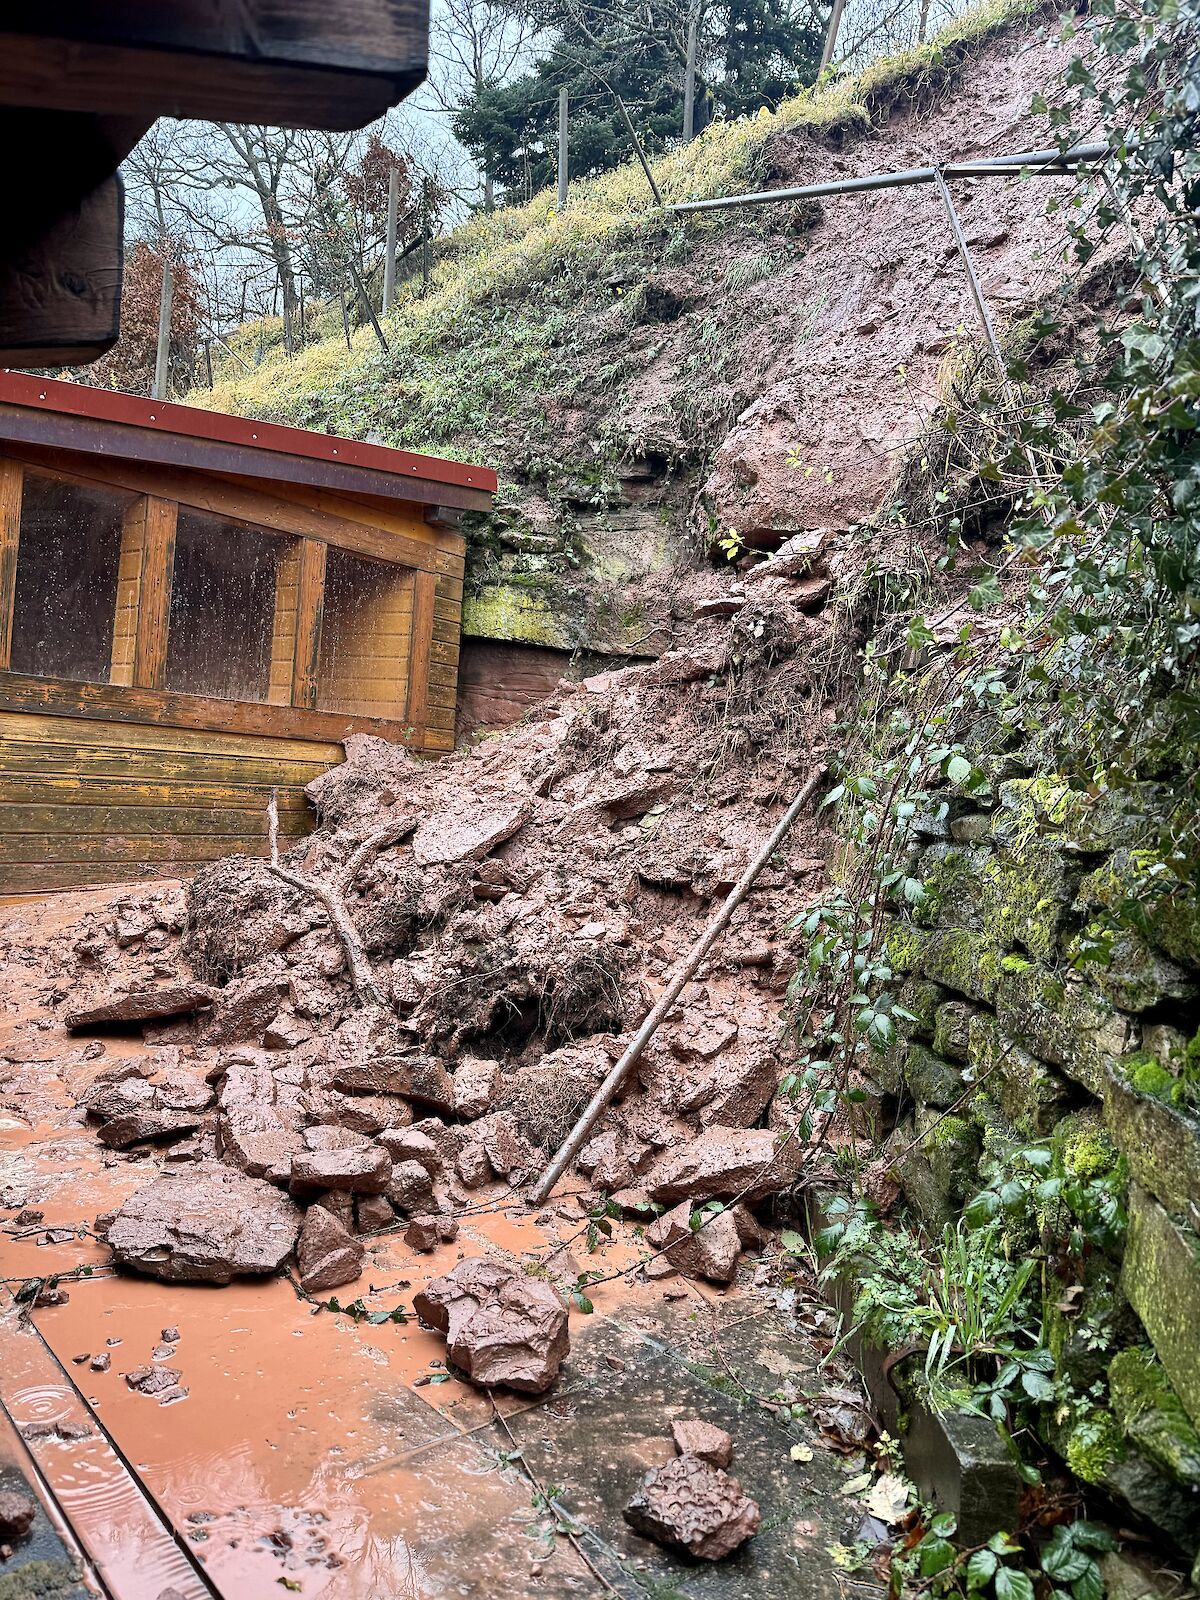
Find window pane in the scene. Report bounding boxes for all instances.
[316,547,412,720]
[166,510,281,704]
[10,472,131,683]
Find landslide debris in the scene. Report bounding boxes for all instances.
[4,541,873,1366]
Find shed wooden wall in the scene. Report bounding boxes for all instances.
[0,445,470,893]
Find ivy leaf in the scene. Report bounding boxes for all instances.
[995,1569,1036,1600]
[946,754,973,786]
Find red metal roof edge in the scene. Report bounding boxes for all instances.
[0,371,498,497]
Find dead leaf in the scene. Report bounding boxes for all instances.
[604,1356,625,1372]
[864,1472,911,1525]
[790,1443,814,1463]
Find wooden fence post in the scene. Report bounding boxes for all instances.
[383,165,399,315]
[558,87,569,208]
[152,254,173,401]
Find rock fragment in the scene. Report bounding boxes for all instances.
[297,1206,364,1293]
[386,1159,435,1214]
[624,1454,760,1560]
[289,1145,392,1197]
[355,1194,396,1233]
[671,1419,734,1469]
[645,1126,800,1203]
[0,1489,36,1542]
[65,982,216,1030]
[411,797,530,866]
[413,1258,569,1392]
[453,1058,502,1120]
[404,1214,460,1252]
[645,1200,765,1285]
[106,1166,302,1284]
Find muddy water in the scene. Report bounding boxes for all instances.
[3,1136,647,1600]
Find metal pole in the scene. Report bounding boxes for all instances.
[421,177,433,294]
[152,254,173,401]
[528,765,827,1206]
[613,89,664,207]
[383,165,399,316]
[667,141,1113,215]
[820,0,847,72]
[683,8,699,142]
[932,169,1005,373]
[558,86,569,208]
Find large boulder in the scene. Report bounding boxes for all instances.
[65,981,216,1031]
[106,1166,302,1284]
[645,1126,801,1203]
[624,1455,760,1560]
[412,1258,569,1393]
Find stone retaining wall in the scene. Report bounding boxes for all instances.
[879,776,1200,1560]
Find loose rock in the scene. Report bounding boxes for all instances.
[671,1419,734,1469]
[65,981,216,1030]
[0,1489,36,1543]
[106,1166,302,1284]
[624,1454,760,1560]
[297,1205,364,1293]
[413,1258,569,1392]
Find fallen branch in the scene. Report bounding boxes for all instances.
[528,763,829,1205]
[265,788,416,1007]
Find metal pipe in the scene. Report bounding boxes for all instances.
[527,764,828,1207]
[668,141,1113,215]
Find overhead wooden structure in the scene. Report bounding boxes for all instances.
[0,373,495,892]
[0,1,431,365]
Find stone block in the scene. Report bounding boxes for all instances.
[994,965,1132,1096]
[1068,929,1198,1014]
[1122,1186,1200,1432]
[1105,1065,1200,1218]
[922,929,1000,1004]
[1110,1346,1200,1488]
[967,1013,1068,1137]
[904,1401,1021,1547]
[932,1000,975,1064]
[992,778,1142,853]
[904,1044,964,1109]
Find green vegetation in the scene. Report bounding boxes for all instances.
[199,0,1037,457]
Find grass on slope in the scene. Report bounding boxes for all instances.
[200,0,1036,458]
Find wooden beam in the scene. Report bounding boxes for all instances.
[0,1,431,131]
[292,541,328,710]
[110,496,176,690]
[0,670,419,748]
[0,111,133,367]
[0,460,21,672]
[407,568,438,738]
[2,445,464,572]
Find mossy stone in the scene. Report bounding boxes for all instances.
[1122,1185,1200,1432]
[993,777,1144,853]
[889,1117,954,1232]
[966,1012,1068,1136]
[1110,1346,1200,1487]
[1067,927,1198,1014]
[920,1109,980,1210]
[1105,1064,1200,1218]
[904,1043,965,1109]
[932,1000,976,1064]
[920,843,993,931]
[1050,1108,1118,1181]
[897,979,946,1041]
[922,928,1001,1004]
[994,964,1132,1096]
[886,923,931,976]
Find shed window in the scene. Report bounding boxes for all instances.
[10,473,132,683]
[316,547,412,720]
[165,510,283,704]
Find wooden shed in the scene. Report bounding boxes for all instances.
[0,373,495,893]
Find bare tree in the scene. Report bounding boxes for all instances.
[426,0,537,208]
